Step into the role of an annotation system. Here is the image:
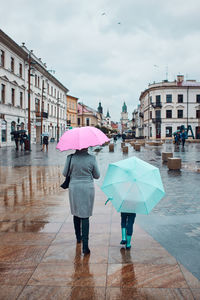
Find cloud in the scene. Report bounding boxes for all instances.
[1,0,200,121]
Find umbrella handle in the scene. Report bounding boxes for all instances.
[105,197,112,205]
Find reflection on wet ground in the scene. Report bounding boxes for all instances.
[0,140,200,299]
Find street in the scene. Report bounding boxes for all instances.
[0,140,200,299]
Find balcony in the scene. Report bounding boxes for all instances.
[151,102,162,109]
[152,117,162,123]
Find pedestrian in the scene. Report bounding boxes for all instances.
[181,129,187,147]
[42,135,49,151]
[63,148,100,255]
[19,132,28,151]
[122,133,126,142]
[120,212,136,249]
[13,132,20,151]
[175,132,181,145]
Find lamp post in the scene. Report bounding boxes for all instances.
[40,79,46,144]
[57,97,60,142]
[27,53,31,151]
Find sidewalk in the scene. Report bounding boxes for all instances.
[0,162,200,299]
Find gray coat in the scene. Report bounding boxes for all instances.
[63,149,100,218]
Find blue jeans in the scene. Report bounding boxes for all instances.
[121,213,136,236]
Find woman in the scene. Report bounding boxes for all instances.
[63,148,100,255]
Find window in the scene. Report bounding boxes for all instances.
[156,110,161,118]
[166,110,172,118]
[86,118,90,126]
[156,95,161,103]
[55,106,56,116]
[1,120,7,142]
[51,105,53,116]
[11,88,15,106]
[166,94,172,103]
[38,77,40,88]
[11,57,14,72]
[178,94,183,103]
[150,111,152,119]
[196,95,200,103]
[48,104,49,114]
[35,75,37,87]
[20,92,23,108]
[51,86,53,96]
[150,127,152,137]
[177,110,183,118]
[11,121,15,141]
[149,96,152,103]
[1,84,5,103]
[196,110,200,119]
[166,126,172,137]
[47,83,49,95]
[19,63,22,77]
[35,98,40,112]
[0,50,5,67]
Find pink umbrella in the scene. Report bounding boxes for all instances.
[56,126,110,151]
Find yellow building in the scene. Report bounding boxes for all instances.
[67,95,78,128]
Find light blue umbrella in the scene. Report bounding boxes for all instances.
[101,156,165,214]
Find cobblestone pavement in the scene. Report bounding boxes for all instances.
[0,140,200,299]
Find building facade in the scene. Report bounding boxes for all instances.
[139,75,200,139]
[0,29,69,147]
[66,95,78,128]
[77,103,101,127]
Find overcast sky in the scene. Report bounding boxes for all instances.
[1,0,200,121]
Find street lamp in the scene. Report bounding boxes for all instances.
[57,97,60,142]
[40,79,46,144]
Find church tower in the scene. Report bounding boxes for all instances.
[106,109,111,127]
[121,101,129,132]
[97,102,103,114]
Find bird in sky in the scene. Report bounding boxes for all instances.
[102,12,106,15]
[118,22,121,25]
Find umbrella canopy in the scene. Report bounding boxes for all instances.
[101,156,165,214]
[56,126,110,151]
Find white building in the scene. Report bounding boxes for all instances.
[0,29,69,147]
[139,75,200,139]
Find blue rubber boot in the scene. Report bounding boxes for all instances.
[120,228,127,245]
[126,235,132,249]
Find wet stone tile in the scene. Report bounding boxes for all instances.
[107,263,188,288]
[0,232,56,245]
[0,264,35,285]
[0,285,24,300]
[28,263,107,287]
[17,286,72,300]
[106,287,195,300]
[0,245,48,265]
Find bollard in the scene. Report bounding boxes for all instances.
[162,152,173,162]
[109,143,114,152]
[167,158,181,170]
[134,144,141,151]
[122,146,128,154]
[121,142,125,148]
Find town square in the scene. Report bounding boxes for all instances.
[1,1,200,299]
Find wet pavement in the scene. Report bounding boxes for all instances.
[0,140,200,299]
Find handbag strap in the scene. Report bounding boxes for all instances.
[66,154,73,177]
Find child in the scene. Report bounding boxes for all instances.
[120,212,136,249]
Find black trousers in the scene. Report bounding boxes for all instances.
[73,216,89,247]
[121,213,136,236]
